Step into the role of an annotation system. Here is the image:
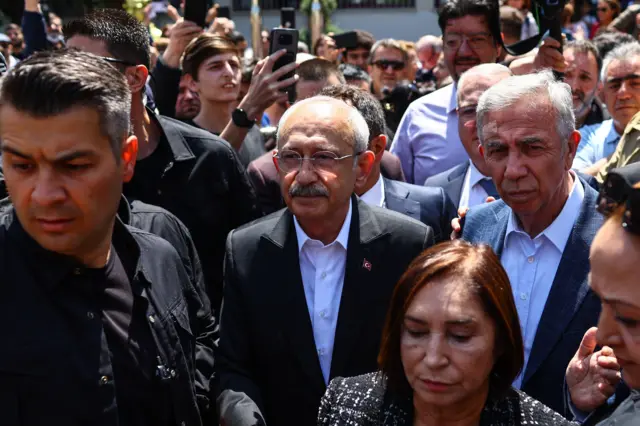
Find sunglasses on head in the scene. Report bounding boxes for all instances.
[597,166,640,235]
[373,60,405,71]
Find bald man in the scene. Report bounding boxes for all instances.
[425,63,512,208]
[216,96,434,426]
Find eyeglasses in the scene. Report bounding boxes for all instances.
[274,150,362,174]
[597,7,610,11]
[101,56,137,67]
[443,33,493,51]
[597,170,640,235]
[373,60,405,71]
[457,104,478,121]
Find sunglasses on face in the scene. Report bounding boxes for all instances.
[597,7,610,11]
[101,56,137,67]
[373,60,405,71]
[597,170,640,235]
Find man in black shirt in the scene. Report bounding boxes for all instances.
[64,9,262,312]
[0,49,216,425]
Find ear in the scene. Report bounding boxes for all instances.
[565,130,581,169]
[272,150,281,173]
[478,143,485,159]
[188,74,199,93]
[126,65,149,94]
[369,134,387,159]
[355,150,376,186]
[121,135,138,183]
[496,37,503,60]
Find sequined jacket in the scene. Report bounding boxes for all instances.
[317,373,578,426]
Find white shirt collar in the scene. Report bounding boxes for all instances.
[359,175,385,208]
[293,198,353,253]
[468,160,488,187]
[506,170,584,252]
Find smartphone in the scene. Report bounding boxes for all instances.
[280,7,296,29]
[183,0,207,28]
[269,28,299,103]
[331,31,359,50]
[217,6,231,19]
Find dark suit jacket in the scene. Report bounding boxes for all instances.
[461,178,604,416]
[246,151,407,215]
[383,178,457,243]
[424,161,469,207]
[216,197,434,426]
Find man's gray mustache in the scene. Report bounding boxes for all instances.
[289,184,329,197]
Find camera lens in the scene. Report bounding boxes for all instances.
[278,34,293,44]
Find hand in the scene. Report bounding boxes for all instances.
[566,327,621,413]
[237,50,299,121]
[206,5,219,25]
[162,19,203,69]
[533,36,567,73]
[166,4,181,22]
[25,0,41,12]
[450,196,496,239]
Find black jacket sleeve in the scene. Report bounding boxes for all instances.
[150,57,182,118]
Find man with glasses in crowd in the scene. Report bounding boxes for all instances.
[216,96,434,426]
[368,39,408,101]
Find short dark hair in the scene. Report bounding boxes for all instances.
[297,58,346,84]
[592,32,637,61]
[338,63,371,83]
[182,34,238,81]
[378,240,524,398]
[438,0,502,47]
[346,30,375,53]
[229,30,246,45]
[565,40,602,75]
[63,9,151,70]
[319,84,385,145]
[0,49,131,160]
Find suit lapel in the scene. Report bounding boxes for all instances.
[522,184,603,385]
[444,163,469,207]
[484,202,510,257]
[330,197,389,379]
[263,211,326,393]
[383,178,421,222]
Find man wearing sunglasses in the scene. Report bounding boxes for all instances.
[368,38,408,101]
[216,96,434,426]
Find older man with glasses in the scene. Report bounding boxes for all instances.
[216,95,434,426]
[367,38,408,101]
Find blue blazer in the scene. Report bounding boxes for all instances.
[384,178,457,243]
[461,177,604,417]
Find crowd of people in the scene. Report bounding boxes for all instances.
[0,0,640,425]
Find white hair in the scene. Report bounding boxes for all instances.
[601,42,640,82]
[476,70,575,149]
[415,35,442,54]
[276,95,370,155]
[456,63,513,104]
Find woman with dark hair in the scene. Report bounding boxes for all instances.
[318,240,573,425]
[590,0,621,39]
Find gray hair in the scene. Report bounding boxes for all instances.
[601,42,640,82]
[457,63,513,105]
[369,39,408,64]
[476,70,575,148]
[276,96,370,155]
[415,35,442,54]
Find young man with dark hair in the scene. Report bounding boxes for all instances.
[64,9,262,313]
[295,58,346,100]
[0,48,217,425]
[341,29,375,70]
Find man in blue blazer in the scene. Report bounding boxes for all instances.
[461,70,604,416]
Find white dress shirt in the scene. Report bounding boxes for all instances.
[359,175,386,208]
[293,200,353,385]
[502,172,584,389]
[459,160,490,210]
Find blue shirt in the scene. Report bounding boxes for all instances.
[293,200,352,385]
[390,84,469,184]
[501,172,584,389]
[573,119,620,170]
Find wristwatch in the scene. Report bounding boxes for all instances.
[232,108,256,128]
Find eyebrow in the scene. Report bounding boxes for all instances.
[404,315,475,326]
[446,31,491,37]
[1,145,31,160]
[518,137,544,145]
[205,58,239,66]
[601,296,639,310]
[606,73,640,84]
[1,146,97,162]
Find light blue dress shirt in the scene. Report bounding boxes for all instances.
[390,84,469,185]
[573,119,620,170]
[501,172,584,389]
[293,200,352,385]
